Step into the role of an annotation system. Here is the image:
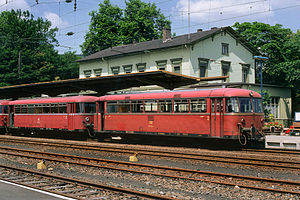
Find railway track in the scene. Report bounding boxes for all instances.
[244,148,300,155]
[0,136,299,170]
[0,145,300,196]
[0,164,175,200]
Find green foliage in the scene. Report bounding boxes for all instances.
[81,0,123,56]
[233,22,300,111]
[233,22,299,89]
[81,0,171,56]
[0,10,79,87]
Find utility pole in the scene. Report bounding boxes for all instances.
[188,0,190,40]
[18,50,22,78]
[253,56,268,101]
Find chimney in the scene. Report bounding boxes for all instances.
[163,27,171,41]
[197,28,203,32]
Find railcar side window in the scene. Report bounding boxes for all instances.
[59,103,67,113]
[191,99,207,112]
[174,99,189,112]
[50,104,59,113]
[144,100,158,112]
[118,101,130,113]
[253,98,263,113]
[43,104,51,113]
[84,103,96,113]
[159,100,173,112]
[35,105,43,114]
[225,98,239,112]
[28,105,35,113]
[107,101,118,113]
[15,105,21,113]
[239,98,253,113]
[131,101,143,113]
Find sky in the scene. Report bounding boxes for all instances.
[0,0,299,54]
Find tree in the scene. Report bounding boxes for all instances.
[81,0,123,56]
[120,0,171,45]
[233,22,299,89]
[233,22,300,111]
[0,10,79,87]
[81,0,171,56]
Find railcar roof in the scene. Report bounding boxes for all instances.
[99,88,261,101]
[9,96,99,105]
[0,100,10,105]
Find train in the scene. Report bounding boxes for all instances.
[0,88,265,145]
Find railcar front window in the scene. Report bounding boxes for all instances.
[239,98,253,113]
[76,103,84,113]
[253,98,263,113]
[4,106,8,113]
[225,98,239,112]
[84,103,96,113]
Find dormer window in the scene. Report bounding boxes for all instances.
[111,66,120,75]
[83,70,91,78]
[94,68,102,76]
[123,65,132,73]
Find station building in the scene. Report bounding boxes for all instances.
[77,27,292,126]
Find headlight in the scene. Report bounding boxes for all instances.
[85,117,90,122]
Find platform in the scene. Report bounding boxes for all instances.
[265,135,300,150]
[0,180,75,200]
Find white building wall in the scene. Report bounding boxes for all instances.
[190,31,255,83]
[79,30,255,84]
[79,46,190,78]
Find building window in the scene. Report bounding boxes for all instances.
[241,64,250,83]
[94,68,102,76]
[136,63,146,72]
[265,97,280,119]
[156,60,167,70]
[171,58,182,74]
[111,66,120,75]
[221,61,230,82]
[123,65,132,73]
[198,58,209,77]
[222,43,229,55]
[83,70,92,78]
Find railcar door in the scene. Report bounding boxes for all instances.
[68,103,75,130]
[210,98,224,137]
[9,105,14,127]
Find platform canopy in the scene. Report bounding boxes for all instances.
[0,70,227,99]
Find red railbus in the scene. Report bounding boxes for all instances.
[3,88,264,145]
[0,100,9,133]
[8,96,98,136]
[99,88,264,145]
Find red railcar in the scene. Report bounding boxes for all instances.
[99,88,264,144]
[0,100,9,133]
[4,88,264,145]
[8,96,98,136]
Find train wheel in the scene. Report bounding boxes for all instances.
[238,134,247,146]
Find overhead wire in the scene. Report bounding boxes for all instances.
[173,3,300,31]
